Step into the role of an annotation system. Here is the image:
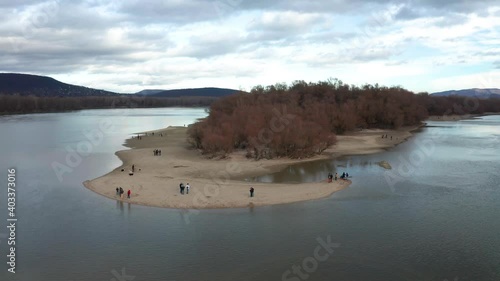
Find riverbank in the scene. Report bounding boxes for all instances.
[83,125,419,209]
[426,112,500,121]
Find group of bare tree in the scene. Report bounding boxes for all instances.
[0,95,217,114]
[188,80,500,159]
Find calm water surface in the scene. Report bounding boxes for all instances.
[0,110,499,281]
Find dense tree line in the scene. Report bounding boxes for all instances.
[188,80,500,159]
[0,95,217,114]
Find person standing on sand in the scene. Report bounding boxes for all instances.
[116,187,119,196]
[119,187,124,199]
[127,190,131,199]
[186,183,190,194]
[335,173,338,181]
[132,164,135,173]
[179,183,184,194]
[250,187,254,197]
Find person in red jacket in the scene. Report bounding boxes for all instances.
[127,189,131,199]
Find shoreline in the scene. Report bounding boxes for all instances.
[83,124,420,209]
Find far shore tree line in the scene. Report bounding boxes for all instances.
[187,80,500,159]
[0,95,217,114]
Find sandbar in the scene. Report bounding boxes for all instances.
[83,125,419,209]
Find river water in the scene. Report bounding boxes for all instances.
[0,109,499,281]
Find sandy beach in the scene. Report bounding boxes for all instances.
[83,125,419,209]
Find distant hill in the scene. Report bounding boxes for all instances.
[432,88,500,99]
[150,87,241,98]
[135,89,165,96]
[0,73,119,97]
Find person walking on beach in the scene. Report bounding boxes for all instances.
[180,183,184,194]
[119,187,124,199]
[346,172,349,178]
[335,173,338,181]
[132,164,135,173]
[116,187,119,196]
[186,183,190,194]
[127,189,131,199]
[250,187,255,197]
[327,173,333,183]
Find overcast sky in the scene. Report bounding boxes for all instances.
[1,0,499,93]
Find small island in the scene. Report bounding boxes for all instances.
[84,80,500,208]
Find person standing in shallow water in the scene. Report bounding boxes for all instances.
[250,187,254,197]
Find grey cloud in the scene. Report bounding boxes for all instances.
[177,39,242,59]
[175,32,248,58]
[394,5,422,20]
[240,0,499,15]
[118,0,223,24]
[294,43,399,68]
[432,13,469,27]
[0,0,42,8]
[0,27,149,74]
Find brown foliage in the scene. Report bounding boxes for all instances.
[188,80,500,159]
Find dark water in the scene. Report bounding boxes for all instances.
[1,110,499,281]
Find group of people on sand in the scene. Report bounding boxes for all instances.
[327,172,350,182]
[382,134,397,140]
[179,183,190,194]
[116,187,131,199]
[177,182,256,198]
[153,149,162,156]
